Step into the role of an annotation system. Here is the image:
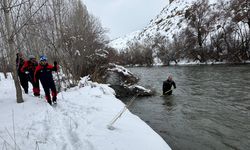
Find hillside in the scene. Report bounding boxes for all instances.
[109,0,249,64]
[110,0,224,49]
[110,0,227,49]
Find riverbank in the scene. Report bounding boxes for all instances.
[0,74,171,150]
[122,60,250,67]
[169,60,250,66]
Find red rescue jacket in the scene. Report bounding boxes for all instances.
[21,60,38,73]
[34,63,58,84]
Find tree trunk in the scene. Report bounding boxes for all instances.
[1,51,8,79]
[198,27,202,47]
[3,0,24,103]
[0,21,9,79]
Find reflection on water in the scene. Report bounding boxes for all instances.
[162,95,175,111]
[126,65,250,150]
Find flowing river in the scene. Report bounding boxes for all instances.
[125,65,250,150]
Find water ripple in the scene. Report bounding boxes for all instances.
[127,65,250,150]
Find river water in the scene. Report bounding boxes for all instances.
[126,65,250,150]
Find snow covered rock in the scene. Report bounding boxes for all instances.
[104,63,153,97]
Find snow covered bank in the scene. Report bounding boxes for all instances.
[128,59,250,67]
[0,74,171,150]
[168,60,250,66]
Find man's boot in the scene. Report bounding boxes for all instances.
[52,96,57,104]
[46,95,52,105]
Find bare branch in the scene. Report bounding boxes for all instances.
[12,0,48,37]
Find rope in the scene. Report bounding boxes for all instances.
[160,87,174,96]
[107,94,139,130]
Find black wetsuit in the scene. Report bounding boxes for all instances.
[162,79,176,95]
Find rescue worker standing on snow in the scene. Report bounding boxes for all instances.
[21,55,40,96]
[34,55,58,105]
[16,52,27,93]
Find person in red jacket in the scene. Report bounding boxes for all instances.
[21,55,40,96]
[16,52,28,93]
[34,55,58,105]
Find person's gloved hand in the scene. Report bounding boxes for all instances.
[25,71,29,74]
[54,61,57,66]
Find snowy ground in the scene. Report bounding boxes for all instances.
[0,73,171,150]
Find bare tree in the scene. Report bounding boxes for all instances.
[0,18,9,78]
[231,0,250,29]
[230,0,250,60]
[1,0,48,102]
[185,0,216,62]
[211,0,250,62]
[2,0,23,103]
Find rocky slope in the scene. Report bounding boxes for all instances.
[109,0,232,50]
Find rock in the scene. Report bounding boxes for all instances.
[104,63,153,98]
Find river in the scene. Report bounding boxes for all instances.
[126,65,250,150]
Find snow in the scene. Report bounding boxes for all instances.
[109,0,195,50]
[109,0,233,51]
[109,31,141,51]
[169,59,227,65]
[0,73,171,150]
[108,63,134,77]
[128,85,152,93]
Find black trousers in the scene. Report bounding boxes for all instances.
[18,72,40,94]
[18,72,28,93]
[41,80,57,104]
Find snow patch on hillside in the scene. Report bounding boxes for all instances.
[109,0,232,51]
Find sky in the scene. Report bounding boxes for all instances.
[0,73,171,150]
[83,0,168,39]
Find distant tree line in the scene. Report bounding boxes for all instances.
[114,0,250,66]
